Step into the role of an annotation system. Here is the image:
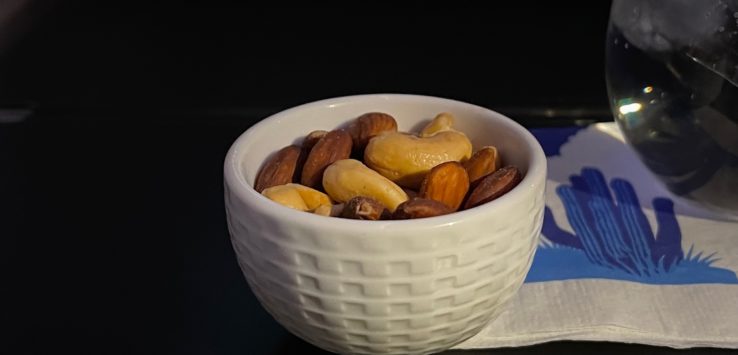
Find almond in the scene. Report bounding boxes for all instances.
[348,112,398,151]
[294,130,327,183]
[340,196,390,220]
[301,129,352,189]
[463,166,522,210]
[294,149,309,183]
[419,161,469,211]
[302,130,327,151]
[254,145,302,192]
[392,198,452,219]
[463,146,501,186]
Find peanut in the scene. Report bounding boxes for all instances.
[322,159,408,212]
[363,130,472,188]
[262,183,332,211]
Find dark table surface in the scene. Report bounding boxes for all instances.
[4,109,735,355]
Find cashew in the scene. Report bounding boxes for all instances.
[311,204,333,216]
[262,183,332,211]
[419,112,455,137]
[322,159,408,212]
[363,131,472,188]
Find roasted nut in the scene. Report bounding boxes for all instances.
[392,198,452,219]
[255,110,519,220]
[294,150,309,183]
[302,130,327,151]
[262,184,307,210]
[322,159,408,212]
[301,129,353,189]
[419,112,455,137]
[294,131,327,183]
[419,161,469,211]
[402,187,419,199]
[330,203,345,216]
[311,204,333,216]
[254,145,302,192]
[463,146,501,186]
[464,166,522,210]
[312,203,345,217]
[348,112,398,150]
[364,130,472,188]
[340,196,390,220]
[262,183,332,211]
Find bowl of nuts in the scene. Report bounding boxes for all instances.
[224,94,546,355]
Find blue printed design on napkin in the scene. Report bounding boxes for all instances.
[526,168,738,284]
[523,127,738,284]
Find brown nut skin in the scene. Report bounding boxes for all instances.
[254,145,302,193]
[402,187,419,200]
[463,166,522,210]
[294,149,309,183]
[392,198,453,220]
[463,146,501,186]
[294,131,327,183]
[330,203,345,217]
[302,130,327,151]
[311,203,345,217]
[348,112,398,151]
[301,129,353,189]
[340,196,391,220]
[419,161,469,211]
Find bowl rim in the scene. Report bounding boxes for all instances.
[224,93,547,232]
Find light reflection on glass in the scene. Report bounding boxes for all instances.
[619,102,642,114]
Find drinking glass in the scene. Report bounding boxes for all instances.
[606,0,738,216]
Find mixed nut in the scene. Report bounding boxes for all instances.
[253,112,522,220]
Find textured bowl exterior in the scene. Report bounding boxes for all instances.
[224,94,546,355]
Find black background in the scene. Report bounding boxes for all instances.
[4,1,732,354]
[0,1,612,113]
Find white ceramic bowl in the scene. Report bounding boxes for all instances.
[224,94,546,355]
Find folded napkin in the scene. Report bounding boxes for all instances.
[456,122,738,349]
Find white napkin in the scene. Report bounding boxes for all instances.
[456,122,738,349]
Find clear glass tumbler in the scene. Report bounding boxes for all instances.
[606,0,738,216]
